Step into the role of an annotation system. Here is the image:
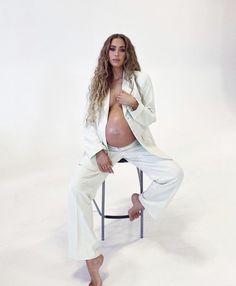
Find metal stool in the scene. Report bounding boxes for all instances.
[92,158,144,240]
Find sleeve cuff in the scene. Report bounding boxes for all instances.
[87,144,107,159]
[128,99,144,119]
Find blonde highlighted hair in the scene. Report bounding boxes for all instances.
[85,33,141,126]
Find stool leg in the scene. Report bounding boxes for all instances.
[101,181,105,241]
[138,169,144,239]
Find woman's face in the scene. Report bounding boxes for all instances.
[108,37,126,68]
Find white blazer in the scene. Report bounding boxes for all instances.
[83,70,172,160]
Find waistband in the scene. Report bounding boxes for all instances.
[107,139,140,152]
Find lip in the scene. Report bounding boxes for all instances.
[112,59,120,61]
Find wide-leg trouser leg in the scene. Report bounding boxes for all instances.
[112,143,184,220]
[67,154,122,261]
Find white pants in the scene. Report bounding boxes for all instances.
[67,140,184,260]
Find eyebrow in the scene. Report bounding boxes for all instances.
[110,45,126,48]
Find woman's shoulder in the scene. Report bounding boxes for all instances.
[134,70,152,86]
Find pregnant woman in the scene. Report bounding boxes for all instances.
[67,33,184,286]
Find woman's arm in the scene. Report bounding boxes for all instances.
[127,73,156,126]
[83,123,106,159]
[83,124,113,173]
[116,73,156,127]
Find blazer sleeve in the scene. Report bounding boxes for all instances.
[83,123,106,159]
[127,73,156,126]
[82,93,106,159]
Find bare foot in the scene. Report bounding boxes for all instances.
[86,254,104,286]
[128,193,144,221]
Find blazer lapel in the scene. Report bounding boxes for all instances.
[121,73,133,115]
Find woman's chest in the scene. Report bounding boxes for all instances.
[109,81,122,107]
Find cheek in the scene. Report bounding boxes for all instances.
[121,54,126,62]
[108,51,113,61]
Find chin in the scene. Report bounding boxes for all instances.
[112,63,123,68]
[109,61,124,68]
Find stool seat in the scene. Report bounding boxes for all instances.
[92,158,144,240]
[118,158,128,163]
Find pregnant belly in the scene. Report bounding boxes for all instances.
[105,104,136,147]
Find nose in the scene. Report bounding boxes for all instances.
[115,49,119,56]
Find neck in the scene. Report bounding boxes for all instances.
[112,67,123,80]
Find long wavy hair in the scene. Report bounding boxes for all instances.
[85,33,141,126]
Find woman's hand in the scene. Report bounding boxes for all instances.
[116,90,139,110]
[95,150,114,173]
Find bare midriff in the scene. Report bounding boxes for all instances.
[105,84,136,147]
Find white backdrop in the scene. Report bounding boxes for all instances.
[0,1,236,285]
[0,0,235,177]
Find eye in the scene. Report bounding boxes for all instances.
[120,48,126,53]
[109,47,116,51]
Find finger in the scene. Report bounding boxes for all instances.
[107,166,114,173]
[104,153,112,165]
[99,166,104,172]
[102,167,106,173]
[116,98,123,104]
[108,157,113,166]
[102,162,113,173]
[101,165,107,172]
[102,164,110,172]
[107,168,113,173]
[100,164,107,172]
